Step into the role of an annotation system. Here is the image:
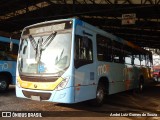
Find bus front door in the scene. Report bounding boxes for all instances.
[74,25,97,102]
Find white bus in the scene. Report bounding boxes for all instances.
[16,18,152,106]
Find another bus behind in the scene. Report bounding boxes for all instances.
[0,36,19,92]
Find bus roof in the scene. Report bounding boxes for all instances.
[24,18,74,29]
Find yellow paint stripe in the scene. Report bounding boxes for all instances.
[17,76,63,91]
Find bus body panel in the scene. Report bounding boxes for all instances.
[16,86,75,103]
[97,62,126,94]
[0,36,19,44]
[74,65,97,102]
[16,61,75,103]
[0,36,19,91]
[0,61,17,84]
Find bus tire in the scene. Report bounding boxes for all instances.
[91,82,105,106]
[0,76,9,92]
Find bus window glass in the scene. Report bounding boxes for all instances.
[0,41,18,61]
[124,46,132,64]
[19,31,72,74]
[140,55,146,66]
[125,56,132,64]
[134,55,140,66]
[97,35,112,62]
[146,55,152,67]
[112,41,124,63]
[74,35,93,68]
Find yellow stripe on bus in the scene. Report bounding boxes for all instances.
[17,76,63,91]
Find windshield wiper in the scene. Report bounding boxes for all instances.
[29,35,37,50]
[29,32,57,62]
[41,32,57,50]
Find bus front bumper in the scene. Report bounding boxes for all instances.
[16,85,75,103]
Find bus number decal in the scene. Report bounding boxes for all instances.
[98,64,110,76]
[0,63,8,70]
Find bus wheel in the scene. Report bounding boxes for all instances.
[0,76,9,92]
[91,83,105,106]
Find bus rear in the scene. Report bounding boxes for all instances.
[16,19,75,103]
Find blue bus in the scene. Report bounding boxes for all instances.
[0,36,19,92]
[16,18,152,106]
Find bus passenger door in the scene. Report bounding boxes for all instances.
[74,25,97,102]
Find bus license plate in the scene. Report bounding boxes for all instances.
[31,96,41,101]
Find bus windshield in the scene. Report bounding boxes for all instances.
[18,30,72,75]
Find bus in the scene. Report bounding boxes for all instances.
[16,18,152,106]
[0,36,19,92]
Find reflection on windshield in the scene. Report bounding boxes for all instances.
[19,31,71,74]
[29,32,57,62]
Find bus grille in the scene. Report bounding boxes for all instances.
[22,90,51,100]
[20,75,59,82]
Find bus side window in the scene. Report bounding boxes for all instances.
[112,41,124,63]
[124,46,132,65]
[145,54,152,67]
[140,54,146,66]
[74,35,93,69]
[21,40,28,55]
[97,35,112,62]
[133,53,140,66]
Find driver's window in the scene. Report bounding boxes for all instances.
[74,35,93,68]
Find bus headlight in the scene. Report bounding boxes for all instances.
[55,77,70,91]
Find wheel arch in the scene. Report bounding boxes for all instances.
[0,71,12,84]
[98,76,109,95]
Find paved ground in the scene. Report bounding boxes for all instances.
[0,82,160,120]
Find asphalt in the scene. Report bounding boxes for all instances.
[0,83,160,120]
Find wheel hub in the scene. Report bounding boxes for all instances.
[97,89,104,102]
[0,81,7,89]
